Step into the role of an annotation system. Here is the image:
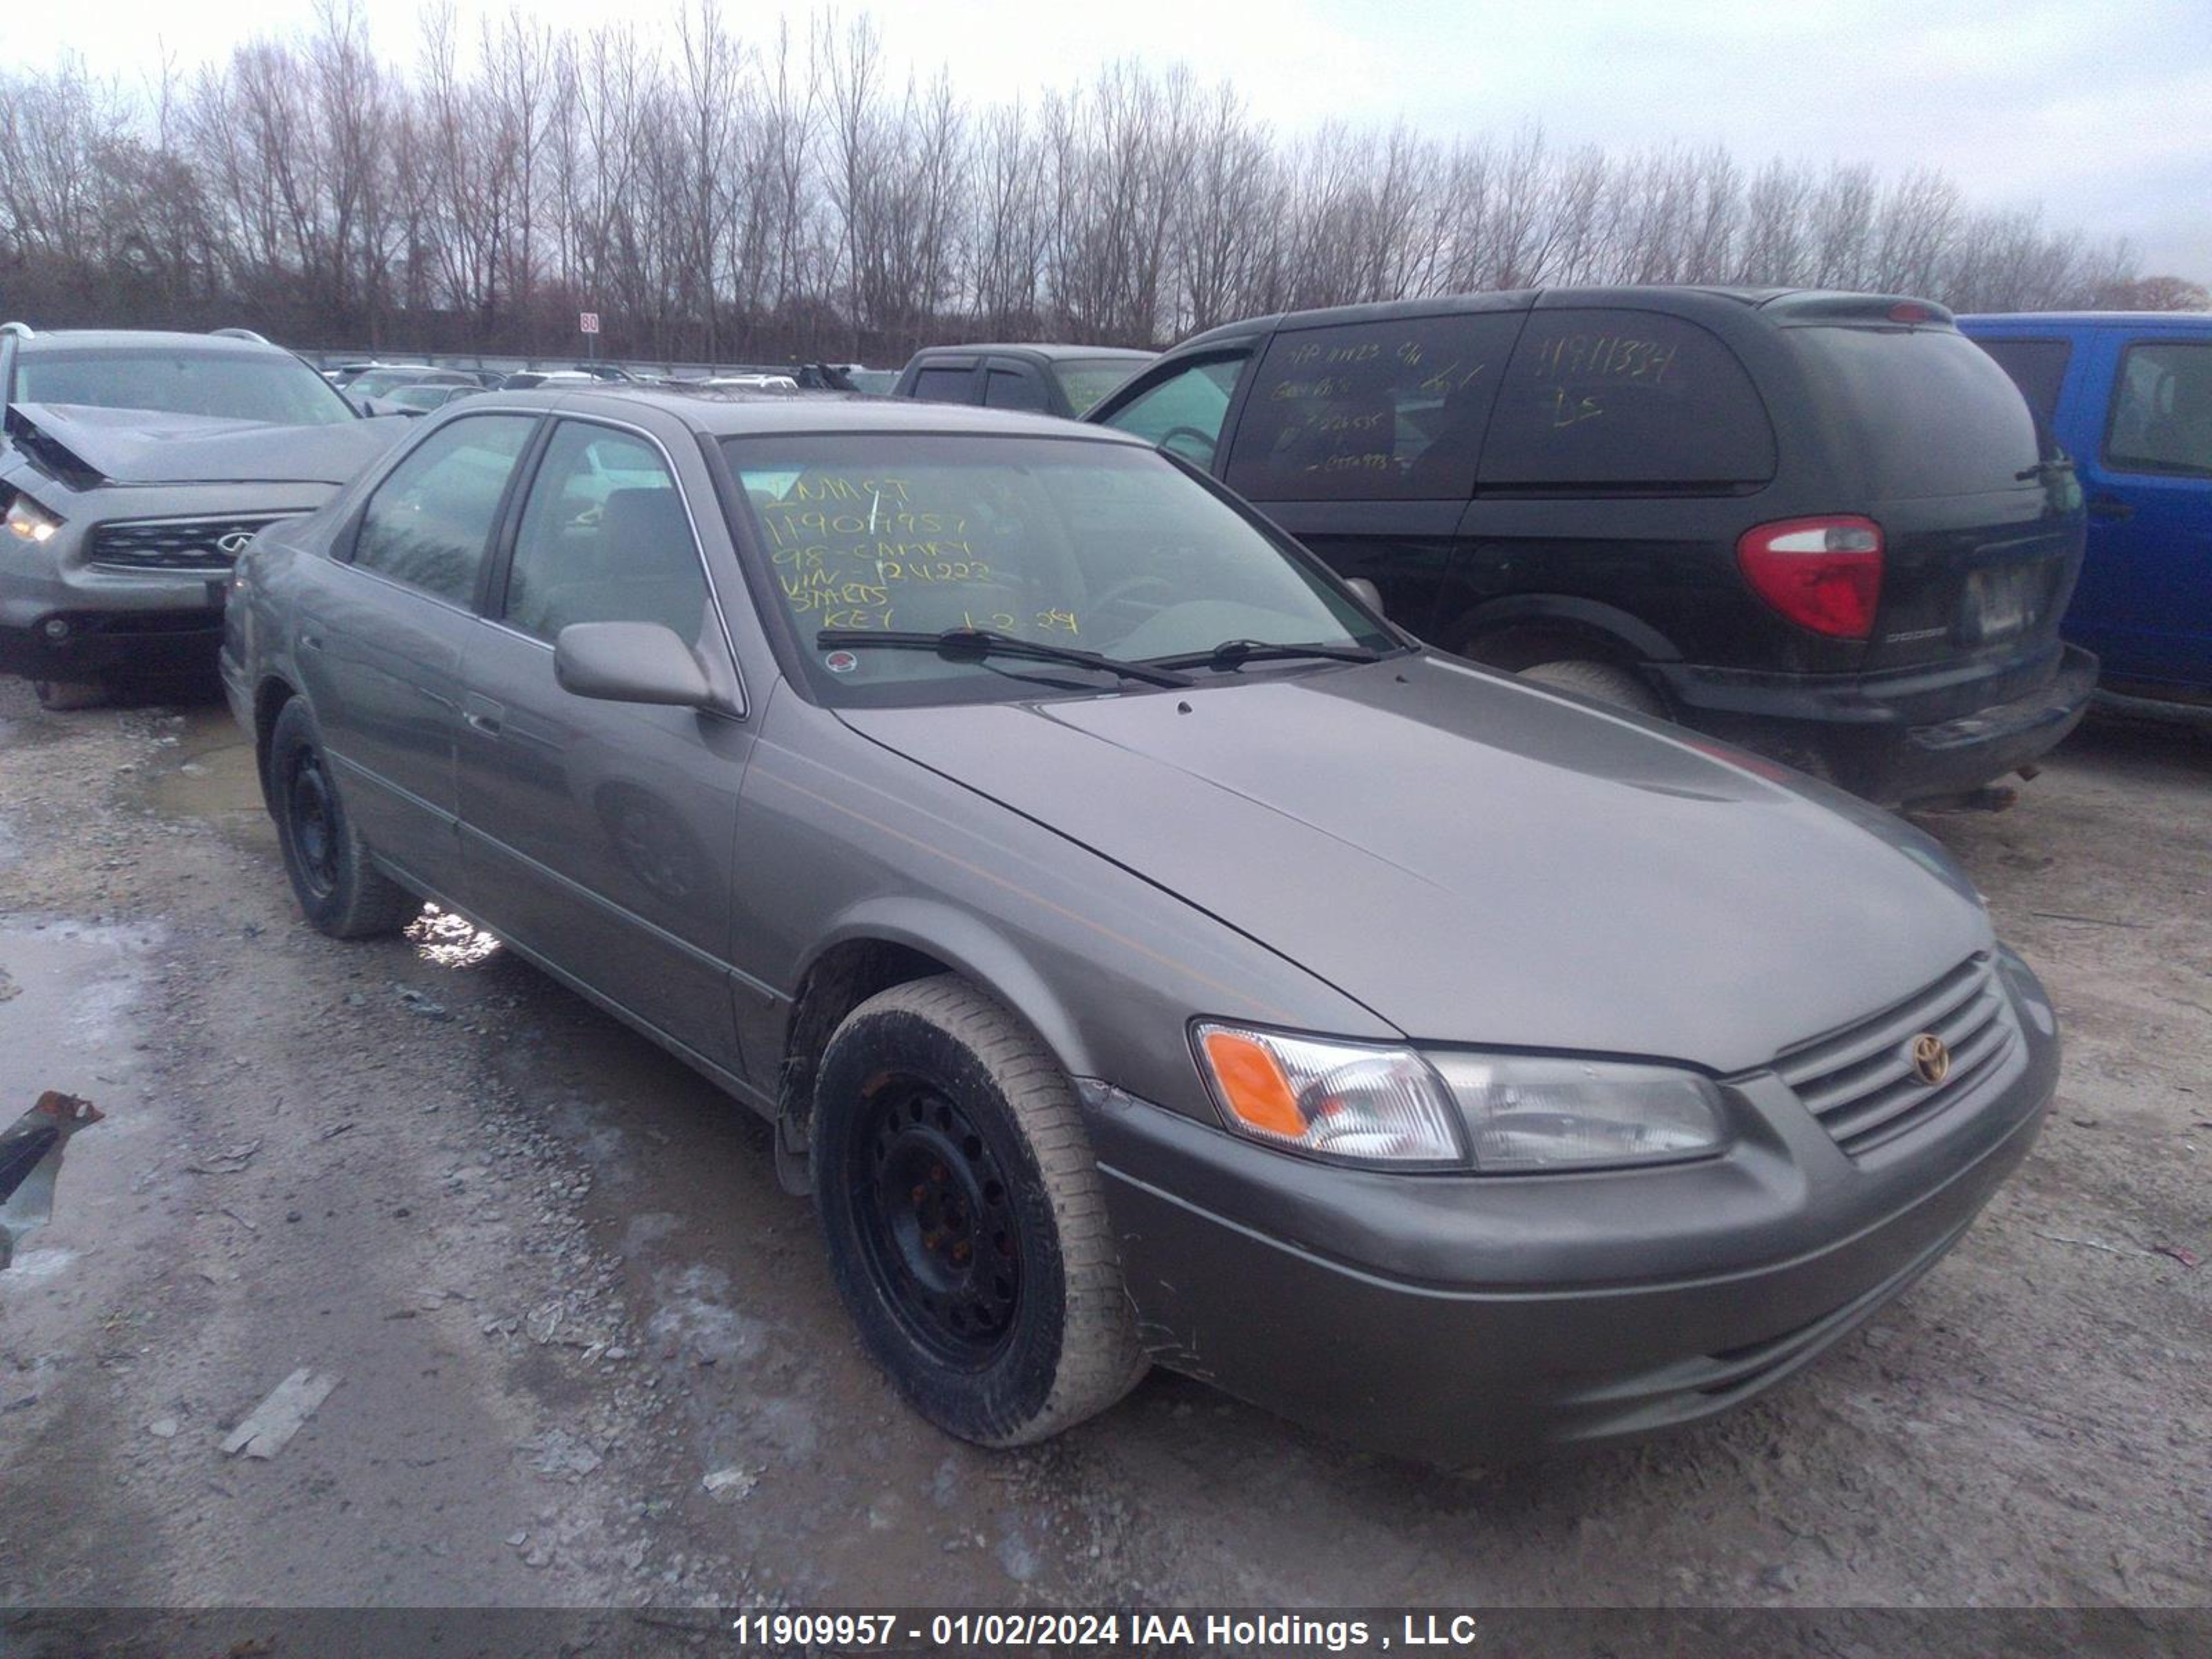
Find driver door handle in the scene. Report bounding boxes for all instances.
[462,693,505,738]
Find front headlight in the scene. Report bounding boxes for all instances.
[1192,1023,1464,1168]
[3,494,62,543]
[1427,1053,1726,1172]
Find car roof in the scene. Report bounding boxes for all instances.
[1164,285,1918,354]
[14,329,288,356]
[1957,311,2212,330]
[476,383,1156,444]
[909,343,1154,362]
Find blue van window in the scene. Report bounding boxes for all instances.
[1973,338,2072,423]
[1478,310,1776,489]
[2106,341,2212,479]
[1226,312,1521,501]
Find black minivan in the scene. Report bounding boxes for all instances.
[1088,288,2097,805]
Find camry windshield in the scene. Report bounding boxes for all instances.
[17,347,358,427]
[725,433,1392,704]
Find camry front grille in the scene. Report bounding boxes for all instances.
[1772,953,2018,1155]
[88,513,301,572]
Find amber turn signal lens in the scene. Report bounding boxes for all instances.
[1200,1029,1306,1139]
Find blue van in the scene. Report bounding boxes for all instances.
[1960,312,2212,717]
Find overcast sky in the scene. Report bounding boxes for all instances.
[24,0,2212,279]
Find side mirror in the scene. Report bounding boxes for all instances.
[554,621,713,708]
[1346,577,1385,617]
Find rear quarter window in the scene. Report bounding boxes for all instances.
[1789,326,2041,498]
[1478,310,1776,489]
[1970,337,2074,423]
[1225,312,1521,501]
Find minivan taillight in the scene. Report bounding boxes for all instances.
[1736,516,1884,639]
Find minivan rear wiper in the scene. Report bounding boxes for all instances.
[816,628,1194,688]
[1150,637,1383,672]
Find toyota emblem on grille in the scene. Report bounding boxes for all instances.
[1909,1032,1951,1086]
[215,530,258,555]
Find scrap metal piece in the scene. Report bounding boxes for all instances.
[0,1091,104,1269]
[222,1368,340,1459]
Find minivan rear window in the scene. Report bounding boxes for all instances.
[1790,326,2043,498]
[1225,312,1521,500]
[1971,337,2073,422]
[1478,310,1776,489]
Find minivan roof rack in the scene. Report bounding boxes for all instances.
[0,321,33,339]
[209,327,270,344]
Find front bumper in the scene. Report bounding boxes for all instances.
[1082,950,2057,1467]
[1649,644,2099,805]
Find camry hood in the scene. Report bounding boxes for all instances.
[838,655,1992,1074]
[5,402,408,487]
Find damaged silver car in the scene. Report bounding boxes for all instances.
[0,323,406,709]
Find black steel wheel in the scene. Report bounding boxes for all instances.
[268,697,415,939]
[812,977,1147,1446]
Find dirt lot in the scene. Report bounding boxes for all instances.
[1,674,2206,1633]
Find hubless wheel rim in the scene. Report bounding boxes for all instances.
[850,1075,1021,1369]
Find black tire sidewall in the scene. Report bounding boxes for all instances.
[269,700,370,935]
[813,1004,1072,1443]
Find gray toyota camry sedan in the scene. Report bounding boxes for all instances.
[220,386,2057,1465]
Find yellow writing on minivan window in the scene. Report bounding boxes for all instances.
[1526,333,1678,384]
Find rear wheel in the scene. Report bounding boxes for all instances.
[268,698,415,939]
[812,977,1146,1447]
[32,678,108,711]
[1518,657,1665,716]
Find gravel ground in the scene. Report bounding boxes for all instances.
[0,675,2206,1641]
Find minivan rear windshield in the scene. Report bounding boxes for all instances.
[16,346,359,427]
[1791,327,2043,499]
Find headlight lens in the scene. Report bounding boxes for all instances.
[1193,1023,1463,1168]
[1427,1053,1726,1172]
[3,495,62,543]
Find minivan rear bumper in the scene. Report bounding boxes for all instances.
[1649,643,2098,804]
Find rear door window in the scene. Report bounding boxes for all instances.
[351,414,536,605]
[1479,309,1776,489]
[909,364,977,404]
[982,366,1047,413]
[1225,312,1521,500]
[1100,355,1248,465]
[1788,326,2043,498]
[2105,341,2212,478]
[1971,337,2074,424]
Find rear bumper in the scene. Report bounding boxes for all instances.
[1081,949,2056,1467]
[1651,644,2099,803]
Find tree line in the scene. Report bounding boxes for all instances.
[0,0,2193,367]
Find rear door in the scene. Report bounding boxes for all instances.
[1784,321,2080,675]
[297,411,538,897]
[456,415,754,1074]
[1222,308,1523,635]
[2071,334,2212,686]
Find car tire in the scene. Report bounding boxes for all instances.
[32,678,108,711]
[268,697,416,939]
[1518,658,1665,717]
[812,976,1147,1447]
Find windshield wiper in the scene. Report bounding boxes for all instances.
[816,628,1194,688]
[1150,637,1383,673]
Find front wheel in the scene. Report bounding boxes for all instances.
[268,697,416,939]
[812,977,1147,1446]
